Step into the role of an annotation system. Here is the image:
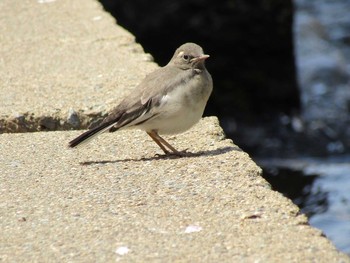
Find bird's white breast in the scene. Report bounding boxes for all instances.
[139,70,213,134]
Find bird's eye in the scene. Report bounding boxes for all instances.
[183,55,191,61]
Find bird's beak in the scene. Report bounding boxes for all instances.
[191,54,210,63]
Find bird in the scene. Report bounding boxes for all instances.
[68,42,213,156]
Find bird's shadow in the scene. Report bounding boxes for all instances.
[80,146,241,166]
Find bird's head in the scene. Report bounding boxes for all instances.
[169,43,209,70]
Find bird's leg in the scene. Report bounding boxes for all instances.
[147,130,184,156]
[147,131,171,155]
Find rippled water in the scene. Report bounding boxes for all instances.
[256,156,350,255]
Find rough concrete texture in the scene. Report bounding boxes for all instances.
[1,118,349,262]
[0,0,156,132]
[0,0,349,262]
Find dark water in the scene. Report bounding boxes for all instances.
[256,156,350,255]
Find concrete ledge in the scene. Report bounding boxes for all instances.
[1,117,348,261]
[0,0,157,132]
[0,0,348,261]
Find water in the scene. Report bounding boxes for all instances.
[256,156,350,255]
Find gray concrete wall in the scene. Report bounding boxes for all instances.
[0,0,349,262]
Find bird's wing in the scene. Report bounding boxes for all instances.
[139,65,195,104]
[104,65,195,132]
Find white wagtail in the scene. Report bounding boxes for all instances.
[69,43,213,156]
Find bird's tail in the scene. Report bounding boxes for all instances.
[68,121,117,148]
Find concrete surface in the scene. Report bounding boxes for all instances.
[0,0,156,132]
[0,0,349,262]
[1,118,349,262]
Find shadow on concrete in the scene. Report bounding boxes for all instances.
[80,146,239,165]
